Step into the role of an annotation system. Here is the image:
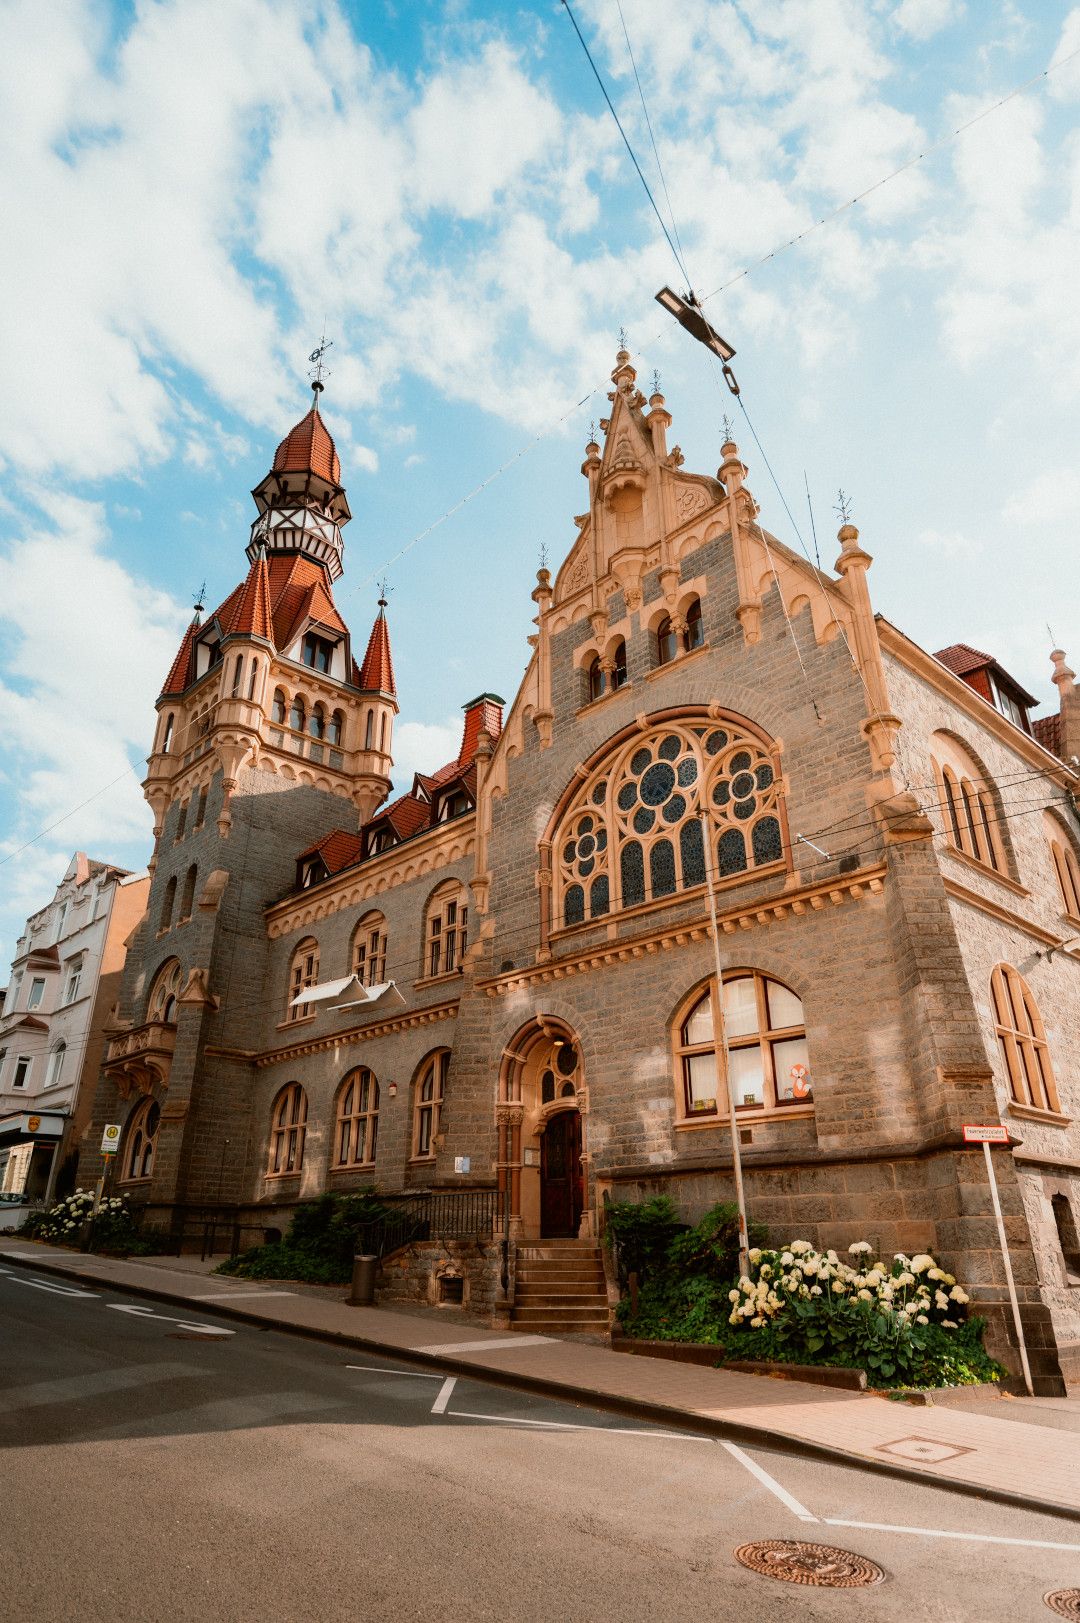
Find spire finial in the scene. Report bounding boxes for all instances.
[308,330,332,400]
[835,488,853,525]
[722,413,735,444]
[538,542,549,571]
[618,325,629,350]
[376,575,392,610]
[652,369,661,396]
[192,580,206,621]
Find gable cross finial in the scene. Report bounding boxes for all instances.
[835,488,853,524]
[308,329,333,397]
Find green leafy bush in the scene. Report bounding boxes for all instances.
[19,1189,170,1256]
[216,1193,394,1284]
[604,1195,685,1288]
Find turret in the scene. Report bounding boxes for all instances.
[353,597,398,822]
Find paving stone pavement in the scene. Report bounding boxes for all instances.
[3,1240,1077,1520]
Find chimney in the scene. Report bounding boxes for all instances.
[458,693,504,765]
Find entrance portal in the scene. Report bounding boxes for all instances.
[540,1109,583,1238]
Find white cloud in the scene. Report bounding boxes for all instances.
[1001,469,1080,527]
[390,717,462,790]
[893,0,963,42]
[916,527,980,558]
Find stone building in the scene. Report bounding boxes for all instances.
[81,357,1080,1390]
[0,853,149,1200]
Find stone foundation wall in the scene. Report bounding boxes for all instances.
[376,1237,503,1318]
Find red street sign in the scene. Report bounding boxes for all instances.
[963,1124,1010,1144]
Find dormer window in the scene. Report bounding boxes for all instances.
[368,828,396,855]
[437,789,472,822]
[299,858,325,889]
[989,673,1029,732]
[302,632,335,673]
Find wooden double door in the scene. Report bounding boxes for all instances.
[540,1109,583,1238]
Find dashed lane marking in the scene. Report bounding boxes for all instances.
[431,1377,457,1415]
[720,1440,818,1522]
[446,1409,711,1441]
[345,1364,445,1379]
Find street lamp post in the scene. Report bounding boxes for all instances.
[699,811,751,1278]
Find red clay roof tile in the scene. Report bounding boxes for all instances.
[1033,712,1063,757]
[160,616,201,697]
[296,829,364,874]
[357,608,396,696]
[273,405,340,484]
[934,643,993,677]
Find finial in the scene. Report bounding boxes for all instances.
[376,575,392,610]
[538,542,549,571]
[722,414,735,444]
[588,420,597,443]
[308,330,332,398]
[192,581,206,621]
[834,489,853,525]
[618,326,628,350]
[652,369,661,396]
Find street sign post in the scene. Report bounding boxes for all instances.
[100,1123,121,1156]
[963,1123,1033,1397]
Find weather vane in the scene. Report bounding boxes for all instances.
[652,369,661,395]
[538,542,549,571]
[722,414,735,443]
[589,420,597,442]
[835,488,853,524]
[308,331,333,396]
[192,580,206,616]
[376,575,393,608]
[618,325,628,349]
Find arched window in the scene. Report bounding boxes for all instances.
[159,876,177,932]
[1047,814,1080,921]
[286,937,319,1022]
[272,689,287,725]
[931,736,1004,874]
[268,1083,307,1175]
[380,713,389,751]
[231,654,243,696]
[333,1070,379,1168]
[161,713,174,754]
[1053,1193,1080,1279]
[45,1043,66,1090]
[289,696,306,733]
[365,710,375,749]
[685,598,704,651]
[990,963,1060,1114]
[413,1050,448,1159]
[554,716,784,927]
[192,786,207,830]
[611,640,628,690]
[148,958,184,1025]
[655,614,679,666]
[327,710,343,746]
[179,865,197,921]
[309,704,325,740]
[247,661,259,701]
[586,655,605,704]
[122,1098,160,1182]
[425,884,468,978]
[351,913,387,986]
[674,972,809,1121]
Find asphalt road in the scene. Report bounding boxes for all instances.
[2,1265,1078,1622]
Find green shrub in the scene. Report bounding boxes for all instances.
[603,1196,685,1288]
[216,1193,394,1284]
[666,1202,768,1285]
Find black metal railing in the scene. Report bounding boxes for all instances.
[357,1188,503,1260]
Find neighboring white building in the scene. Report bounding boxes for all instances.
[0,853,149,1202]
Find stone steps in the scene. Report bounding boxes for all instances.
[511,1242,609,1335]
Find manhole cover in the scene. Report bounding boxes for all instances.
[1046,1591,1080,1618]
[168,1330,231,1341]
[734,1540,885,1588]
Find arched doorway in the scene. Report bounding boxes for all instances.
[497,1016,589,1240]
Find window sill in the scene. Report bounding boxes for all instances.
[276,1014,317,1033]
[264,1171,303,1182]
[576,682,632,718]
[408,1154,437,1167]
[645,643,710,682]
[414,971,465,992]
[329,1162,376,1174]
[676,1105,815,1131]
[1007,1101,1071,1128]
[942,844,1029,898]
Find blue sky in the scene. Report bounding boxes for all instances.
[1,0,1079,966]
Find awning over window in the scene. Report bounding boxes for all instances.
[289,975,359,1008]
[289,977,407,1011]
[329,980,407,1012]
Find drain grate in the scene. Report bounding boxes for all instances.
[1046,1592,1080,1618]
[734,1540,885,1588]
[168,1330,232,1341]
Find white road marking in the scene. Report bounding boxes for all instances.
[825,1517,1080,1553]
[431,1377,457,1415]
[447,1409,710,1441]
[106,1304,235,1335]
[0,1362,197,1413]
[412,1335,551,1354]
[345,1364,445,1379]
[0,1273,98,1298]
[720,1440,818,1522]
[190,1289,295,1300]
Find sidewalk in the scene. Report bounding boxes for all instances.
[4,1238,1078,1522]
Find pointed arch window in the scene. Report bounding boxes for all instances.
[931,738,1004,875]
[192,786,207,830]
[247,661,259,701]
[674,972,809,1122]
[553,716,785,928]
[412,1050,448,1159]
[286,937,319,1022]
[990,963,1061,1115]
[365,710,375,749]
[231,654,244,696]
[611,639,628,689]
[351,913,387,987]
[179,865,197,921]
[586,655,604,703]
[334,1070,379,1168]
[159,875,177,932]
[161,713,174,754]
[121,1098,161,1183]
[148,958,184,1025]
[268,1083,307,1175]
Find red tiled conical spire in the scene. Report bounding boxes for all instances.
[224,548,274,641]
[160,615,201,697]
[272,402,340,484]
[357,600,396,696]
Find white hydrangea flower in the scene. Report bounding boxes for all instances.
[789,1240,812,1255]
[910,1254,934,1273]
[857,1289,873,1301]
[916,1314,929,1325]
[750,1315,764,1328]
[942,1319,958,1329]
[896,1271,915,1287]
[832,1280,845,1294]
[728,1289,740,1303]
[848,1240,873,1255]
[748,1248,762,1263]
[934,1290,950,1310]
[780,1251,794,1266]
[810,1285,823,1296]
[949,1286,969,1304]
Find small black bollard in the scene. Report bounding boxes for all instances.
[348,1253,378,1307]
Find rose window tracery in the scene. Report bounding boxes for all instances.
[557,719,784,927]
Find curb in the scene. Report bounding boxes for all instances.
[5,1246,1077,1527]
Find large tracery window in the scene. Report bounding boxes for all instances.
[122,1098,161,1182]
[148,958,184,1024]
[931,735,1005,876]
[268,1082,308,1175]
[556,718,784,927]
[675,972,810,1121]
[334,1070,379,1168]
[990,963,1061,1116]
